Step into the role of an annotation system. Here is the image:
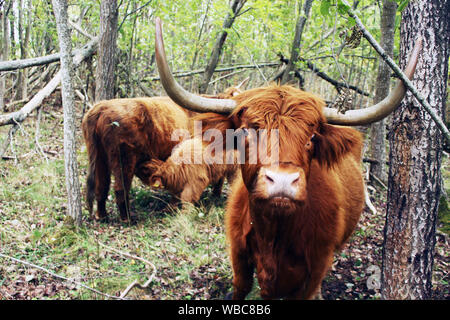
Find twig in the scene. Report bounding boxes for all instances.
[232,26,268,84]
[341,0,450,144]
[0,124,19,160]
[209,69,246,85]
[0,252,124,300]
[34,107,49,164]
[98,242,157,299]
[68,20,95,40]
[369,172,387,190]
[118,0,153,32]
[146,62,278,81]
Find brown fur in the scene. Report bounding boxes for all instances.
[139,136,239,203]
[82,87,244,222]
[82,97,194,222]
[196,84,365,299]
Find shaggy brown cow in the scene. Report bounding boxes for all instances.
[154,17,421,299]
[82,97,194,222]
[82,84,246,222]
[139,136,239,204]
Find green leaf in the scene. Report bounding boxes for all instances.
[320,0,331,16]
[337,0,351,15]
[397,0,410,12]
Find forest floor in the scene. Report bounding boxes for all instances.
[0,94,448,300]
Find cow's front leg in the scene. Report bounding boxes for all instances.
[229,243,254,300]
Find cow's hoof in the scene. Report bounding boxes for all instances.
[94,213,109,223]
[120,212,138,224]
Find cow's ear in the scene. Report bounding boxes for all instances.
[230,107,247,128]
[313,123,362,167]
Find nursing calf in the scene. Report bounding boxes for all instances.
[139,136,239,204]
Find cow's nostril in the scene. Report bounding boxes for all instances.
[292,177,299,185]
[266,175,274,183]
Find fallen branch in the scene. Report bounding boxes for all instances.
[370,172,388,190]
[342,0,450,144]
[146,62,278,82]
[98,242,156,299]
[0,38,97,72]
[0,251,123,300]
[0,37,98,127]
[299,57,370,96]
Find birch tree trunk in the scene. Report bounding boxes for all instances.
[381,0,450,299]
[369,0,397,185]
[95,0,118,101]
[52,0,83,226]
[1,1,12,111]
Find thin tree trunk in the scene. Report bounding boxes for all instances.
[14,0,31,101]
[1,1,12,111]
[369,0,397,184]
[381,0,450,299]
[198,0,247,94]
[95,0,118,101]
[52,0,83,226]
[280,0,314,85]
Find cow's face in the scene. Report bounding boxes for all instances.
[227,86,357,210]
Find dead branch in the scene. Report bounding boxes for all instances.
[342,0,450,144]
[0,38,97,72]
[298,57,370,96]
[34,107,49,163]
[146,62,278,82]
[0,123,18,159]
[0,37,98,127]
[98,242,156,299]
[68,20,95,40]
[0,252,123,300]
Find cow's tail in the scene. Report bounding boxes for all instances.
[82,112,99,217]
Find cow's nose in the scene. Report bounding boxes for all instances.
[264,169,300,198]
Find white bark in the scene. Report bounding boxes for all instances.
[51,0,82,226]
[0,37,98,126]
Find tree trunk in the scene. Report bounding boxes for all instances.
[280,0,314,85]
[95,0,118,101]
[1,1,12,111]
[369,0,397,184]
[381,0,450,299]
[15,0,31,101]
[52,0,83,226]
[198,0,247,94]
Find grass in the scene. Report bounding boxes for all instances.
[0,99,448,300]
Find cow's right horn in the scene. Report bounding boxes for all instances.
[323,38,422,126]
[155,17,237,114]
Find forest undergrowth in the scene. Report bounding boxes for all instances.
[0,93,448,300]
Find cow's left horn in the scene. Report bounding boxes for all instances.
[155,17,237,114]
[323,38,422,125]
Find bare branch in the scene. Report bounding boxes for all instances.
[0,252,124,300]
[0,37,98,127]
[98,242,156,299]
[341,0,450,144]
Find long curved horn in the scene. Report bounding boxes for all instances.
[155,17,237,114]
[323,38,422,125]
